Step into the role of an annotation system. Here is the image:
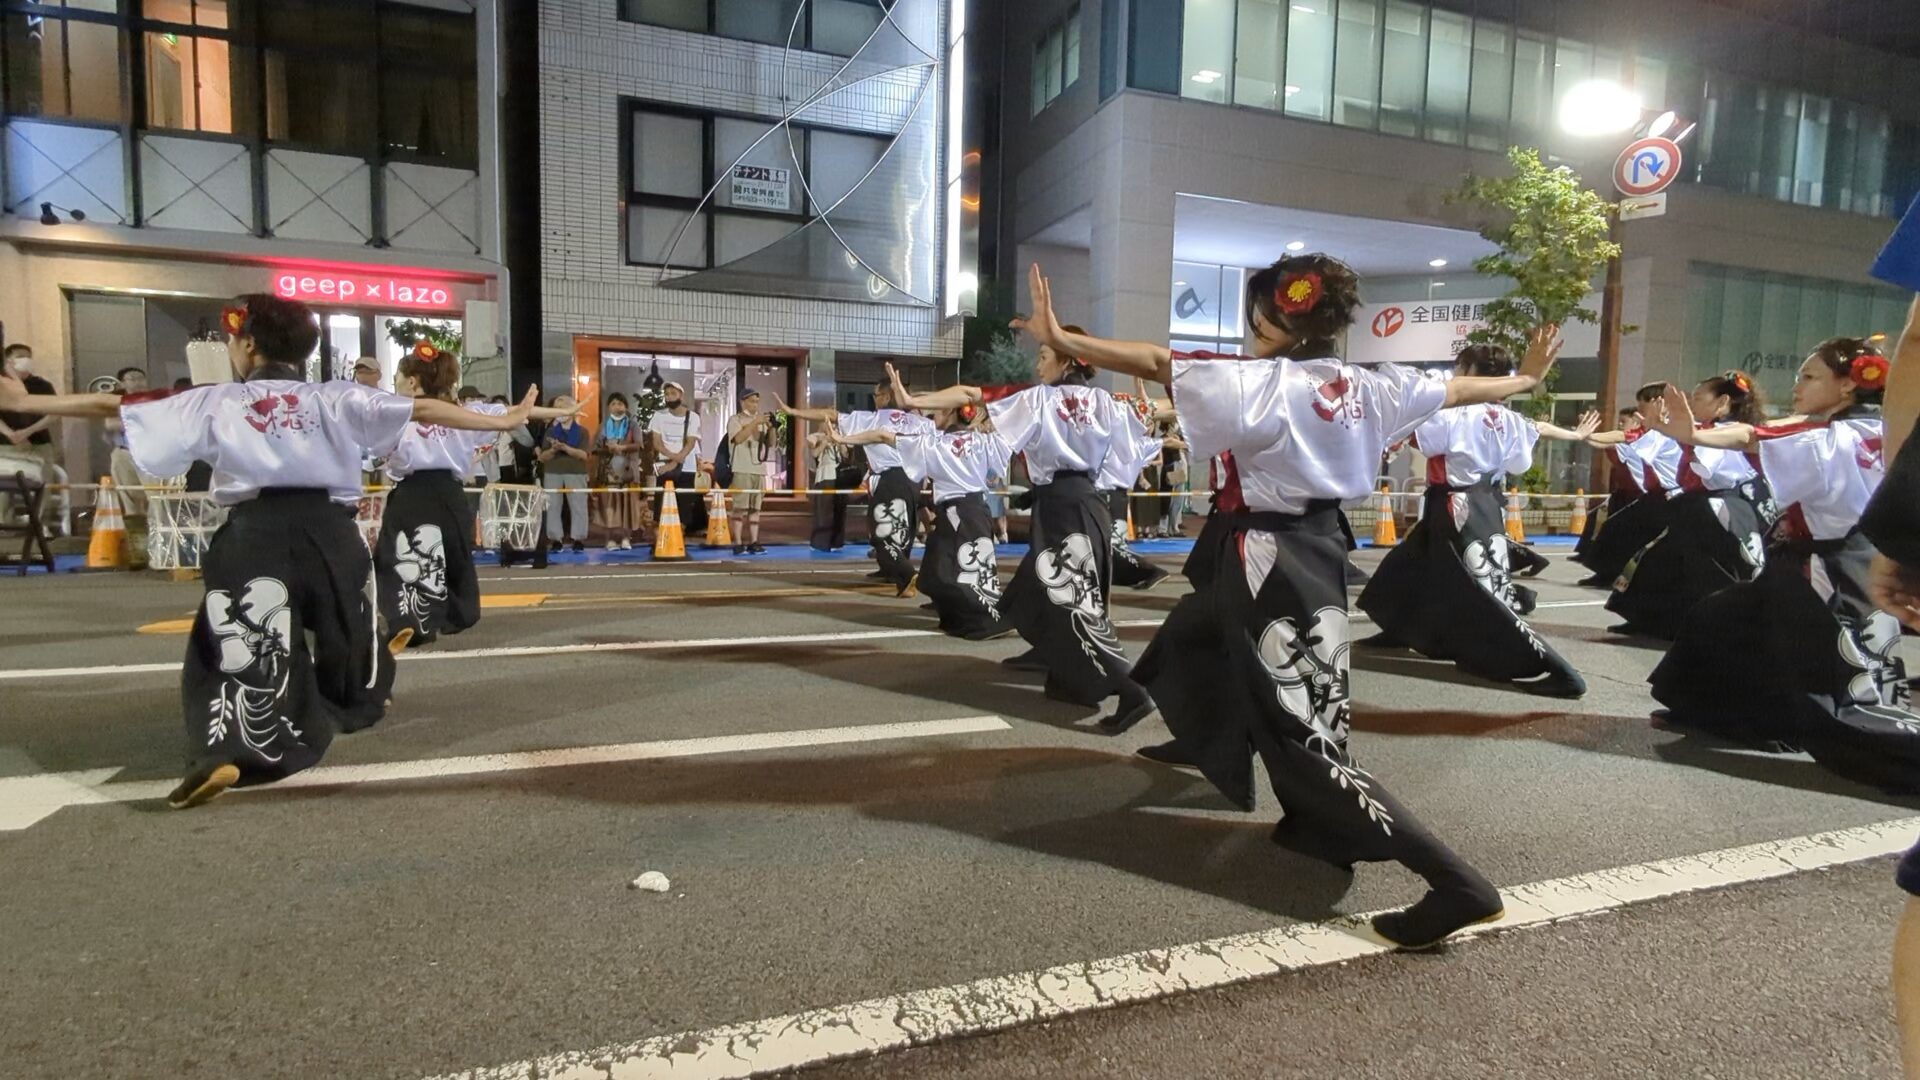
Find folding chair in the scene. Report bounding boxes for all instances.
[0,469,57,575]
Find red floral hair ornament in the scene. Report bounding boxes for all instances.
[1274,272,1325,316]
[221,306,249,337]
[412,341,441,363]
[957,402,979,423]
[1850,352,1889,388]
[1729,371,1753,394]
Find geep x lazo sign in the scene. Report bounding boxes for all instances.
[1614,136,1683,198]
[272,270,460,310]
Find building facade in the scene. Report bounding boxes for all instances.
[535,0,973,491]
[0,0,506,485]
[992,0,1920,443]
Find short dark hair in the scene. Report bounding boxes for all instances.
[117,366,146,381]
[456,385,483,402]
[231,293,320,367]
[3,343,29,358]
[606,391,630,408]
[1454,344,1514,378]
[1634,382,1668,404]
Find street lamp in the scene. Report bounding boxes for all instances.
[1558,80,1643,138]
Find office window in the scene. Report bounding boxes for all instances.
[632,110,705,199]
[1756,86,1799,203]
[1233,0,1286,112]
[813,0,886,55]
[714,117,804,214]
[716,0,802,47]
[2,10,122,122]
[379,3,479,167]
[262,0,377,155]
[1332,0,1382,130]
[622,0,704,32]
[1283,0,1334,121]
[810,129,887,207]
[1684,264,1911,402]
[1466,19,1510,151]
[1377,1,1425,137]
[1423,9,1469,144]
[1032,7,1078,114]
[1181,0,1233,105]
[1508,30,1551,147]
[620,0,891,55]
[1064,6,1081,87]
[1793,94,1831,207]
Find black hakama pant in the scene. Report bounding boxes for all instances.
[1106,488,1159,588]
[1357,482,1583,687]
[1574,490,1637,564]
[376,469,481,647]
[1604,485,1768,638]
[867,466,918,590]
[1001,472,1135,705]
[182,489,397,789]
[1576,491,1673,585]
[1650,530,1920,793]
[1133,504,1493,882]
[920,492,1005,639]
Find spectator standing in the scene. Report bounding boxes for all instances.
[594,392,645,550]
[538,395,592,552]
[727,389,774,554]
[808,427,854,551]
[353,357,382,388]
[647,380,707,534]
[104,366,155,516]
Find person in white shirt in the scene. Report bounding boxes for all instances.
[1648,337,1920,792]
[888,324,1156,731]
[647,380,707,535]
[0,293,535,810]
[726,389,776,555]
[1010,255,1562,949]
[785,378,933,595]
[104,366,155,518]
[1576,382,1687,586]
[1357,343,1597,697]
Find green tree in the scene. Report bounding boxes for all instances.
[384,318,469,380]
[959,273,1036,385]
[1448,146,1620,419]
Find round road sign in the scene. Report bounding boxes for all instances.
[1614,136,1682,198]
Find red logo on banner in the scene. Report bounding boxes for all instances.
[1371,307,1405,338]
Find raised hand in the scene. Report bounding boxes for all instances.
[1519,323,1564,382]
[1009,263,1065,349]
[1654,384,1694,436]
[1574,410,1603,439]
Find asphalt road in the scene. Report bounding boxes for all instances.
[2,541,1915,1079]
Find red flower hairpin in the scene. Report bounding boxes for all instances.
[1731,372,1752,394]
[1851,352,1889,387]
[221,306,248,336]
[958,402,979,423]
[1275,272,1324,316]
[413,341,441,363]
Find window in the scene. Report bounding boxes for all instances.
[379,3,480,167]
[1031,6,1079,115]
[1332,0,1383,130]
[1180,0,1232,106]
[1422,9,1469,144]
[2,5,122,122]
[262,0,377,155]
[1683,264,1911,404]
[1508,30,1550,147]
[1233,0,1286,112]
[618,0,896,56]
[1466,18,1510,150]
[625,103,888,269]
[1283,0,1334,121]
[1377,1,1426,136]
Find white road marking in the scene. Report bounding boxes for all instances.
[0,603,1611,682]
[429,815,1920,1080]
[487,568,874,583]
[0,716,1012,832]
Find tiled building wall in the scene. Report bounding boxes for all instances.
[537,0,961,381]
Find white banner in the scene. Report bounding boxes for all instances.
[729,164,792,211]
[1347,298,1602,365]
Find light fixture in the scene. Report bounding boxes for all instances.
[1291,3,1315,11]
[1558,79,1643,137]
[1173,280,1188,289]
[1431,282,1446,288]
[575,374,590,385]
[1284,85,1302,97]
[38,201,85,226]
[1428,258,1448,268]
[956,271,979,296]
[1286,240,1306,252]
[1191,69,1223,84]
[1646,110,1678,138]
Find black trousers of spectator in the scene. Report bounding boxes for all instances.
[811,465,860,550]
[653,470,708,533]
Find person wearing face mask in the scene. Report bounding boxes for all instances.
[1646,337,1919,793]
[0,344,58,491]
[0,294,540,808]
[647,380,708,536]
[538,396,593,552]
[381,343,574,645]
[887,322,1158,733]
[595,392,645,551]
[1012,257,1566,949]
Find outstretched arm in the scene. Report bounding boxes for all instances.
[833,429,897,448]
[1012,264,1173,383]
[779,397,838,424]
[1444,325,1560,407]
[886,361,981,411]
[0,375,120,419]
[414,388,539,432]
[1536,410,1602,443]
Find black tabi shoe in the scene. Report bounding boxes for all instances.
[1606,622,1644,636]
[1371,882,1506,950]
[964,625,1019,642]
[748,543,768,554]
[1357,630,1406,649]
[1575,574,1608,588]
[1135,740,1202,770]
[166,763,241,810]
[1515,670,1587,699]
[1000,649,1048,672]
[571,541,586,553]
[1270,821,1357,872]
[865,569,889,580]
[1098,691,1158,734]
[920,601,937,611]
[1130,566,1171,591]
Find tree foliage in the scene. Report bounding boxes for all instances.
[1448,146,1620,418]
[959,273,1037,385]
[384,318,471,380]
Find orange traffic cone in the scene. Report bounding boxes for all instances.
[1567,489,1588,538]
[1126,498,1137,541]
[1371,484,1397,547]
[1505,489,1527,544]
[704,487,732,548]
[87,476,131,570]
[652,481,687,561]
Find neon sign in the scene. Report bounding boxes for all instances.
[272,270,459,310]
